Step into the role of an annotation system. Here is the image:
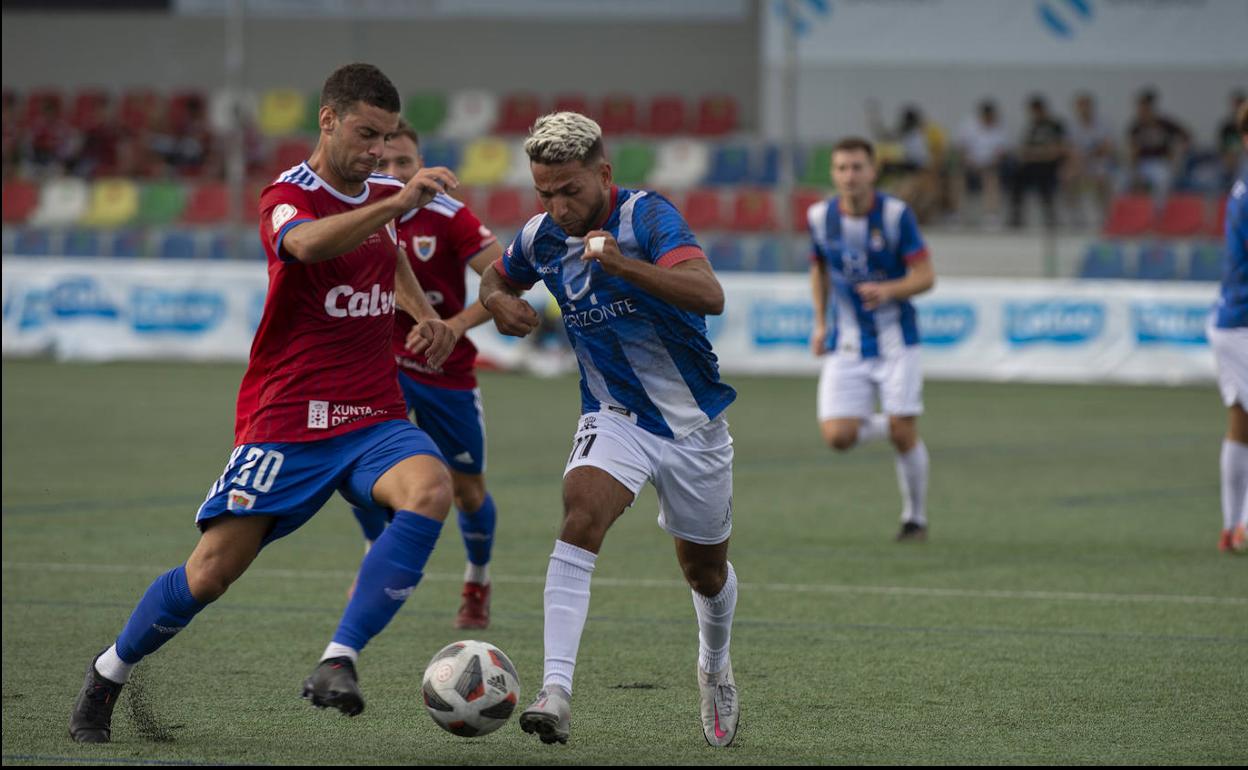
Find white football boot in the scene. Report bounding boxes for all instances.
[519,684,572,744]
[698,656,739,747]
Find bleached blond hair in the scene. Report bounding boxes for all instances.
[524,111,605,165]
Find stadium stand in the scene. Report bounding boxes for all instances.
[1078,241,1127,279]
[1134,242,1178,280]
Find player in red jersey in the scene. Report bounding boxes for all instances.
[346,120,505,628]
[70,64,460,743]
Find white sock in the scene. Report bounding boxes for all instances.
[465,562,490,586]
[858,414,889,445]
[692,562,737,674]
[896,440,929,525]
[542,540,597,694]
[321,642,359,664]
[95,644,134,684]
[1221,439,1248,530]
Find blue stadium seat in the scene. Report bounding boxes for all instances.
[751,144,781,187]
[208,231,231,260]
[755,238,786,272]
[420,140,460,172]
[158,230,199,259]
[1186,242,1223,282]
[1077,241,1125,279]
[110,228,147,258]
[704,144,750,186]
[1135,243,1177,281]
[240,232,267,260]
[62,229,102,258]
[707,239,745,272]
[14,228,52,256]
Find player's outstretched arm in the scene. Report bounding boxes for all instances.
[581,231,724,315]
[282,167,459,264]
[480,263,540,337]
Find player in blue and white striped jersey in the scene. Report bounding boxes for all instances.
[478,112,740,747]
[809,137,937,542]
[1209,102,1248,553]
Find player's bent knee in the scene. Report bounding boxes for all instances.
[558,506,608,551]
[452,475,487,513]
[824,429,857,451]
[377,456,454,518]
[682,561,727,597]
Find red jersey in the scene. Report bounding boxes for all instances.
[236,163,408,443]
[393,192,498,390]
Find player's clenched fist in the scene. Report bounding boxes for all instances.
[399,166,459,211]
[406,317,457,368]
[485,293,540,337]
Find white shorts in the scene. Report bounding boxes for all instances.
[817,347,924,420]
[563,409,734,545]
[1208,323,1248,408]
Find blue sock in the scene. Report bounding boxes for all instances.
[114,565,207,664]
[458,494,496,567]
[332,510,442,651]
[352,505,389,543]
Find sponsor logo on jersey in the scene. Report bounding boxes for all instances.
[323,284,396,318]
[1132,303,1209,346]
[562,297,639,329]
[869,229,886,252]
[918,303,977,346]
[308,400,329,429]
[1006,301,1104,346]
[227,488,257,511]
[412,236,437,262]
[271,203,297,231]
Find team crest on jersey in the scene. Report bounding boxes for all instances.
[271,203,297,231]
[869,229,886,252]
[412,236,437,262]
[227,488,256,511]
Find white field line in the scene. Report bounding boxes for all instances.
[3,560,1245,607]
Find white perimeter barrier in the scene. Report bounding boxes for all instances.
[2,258,1220,385]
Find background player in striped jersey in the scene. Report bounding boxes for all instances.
[1210,101,1248,553]
[478,112,741,748]
[349,120,505,627]
[808,137,937,542]
[69,63,460,742]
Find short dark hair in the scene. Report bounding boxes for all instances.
[833,136,875,161]
[1237,100,1248,137]
[1137,87,1158,107]
[393,119,420,148]
[320,63,400,116]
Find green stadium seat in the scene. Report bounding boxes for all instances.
[611,143,655,187]
[137,182,188,226]
[405,92,447,135]
[798,145,835,187]
[302,91,321,134]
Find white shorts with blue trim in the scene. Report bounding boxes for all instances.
[817,346,924,420]
[1208,323,1248,408]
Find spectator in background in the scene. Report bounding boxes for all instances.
[1009,94,1066,229]
[71,94,121,178]
[2,91,19,178]
[866,101,946,223]
[1063,91,1115,228]
[1217,89,1247,186]
[1126,88,1189,201]
[23,93,74,174]
[952,99,1008,227]
[147,93,215,178]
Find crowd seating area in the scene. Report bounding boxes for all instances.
[1,86,1237,276]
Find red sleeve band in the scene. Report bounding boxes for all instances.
[903,247,930,265]
[656,245,708,269]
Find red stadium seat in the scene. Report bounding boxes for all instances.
[70,88,111,130]
[645,95,687,136]
[791,189,825,232]
[553,93,591,118]
[1206,195,1228,238]
[485,187,527,227]
[498,93,542,135]
[22,88,65,125]
[730,189,778,232]
[167,90,207,133]
[1156,194,1207,237]
[271,137,314,175]
[681,189,723,231]
[181,182,229,224]
[695,95,739,136]
[1102,195,1155,237]
[2,179,40,223]
[120,89,162,132]
[598,94,638,134]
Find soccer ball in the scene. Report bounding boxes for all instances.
[421,640,521,737]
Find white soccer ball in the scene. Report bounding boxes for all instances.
[421,640,521,737]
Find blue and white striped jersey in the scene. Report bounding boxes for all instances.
[808,192,930,359]
[1215,176,1248,329]
[499,187,736,439]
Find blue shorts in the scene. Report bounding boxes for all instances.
[196,420,444,546]
[398,374,486,475]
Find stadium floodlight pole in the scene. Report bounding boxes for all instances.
[224,0,246,258]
